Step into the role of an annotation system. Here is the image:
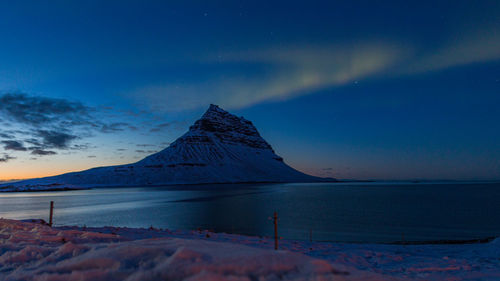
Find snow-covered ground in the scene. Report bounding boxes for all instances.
[1,219,498,280]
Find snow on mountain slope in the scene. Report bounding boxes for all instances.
[1,105,327,191]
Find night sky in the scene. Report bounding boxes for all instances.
[0,0,499,181]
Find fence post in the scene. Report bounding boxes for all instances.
[273,211,278,250]
[49,201,54,227]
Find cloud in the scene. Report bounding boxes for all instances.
[71,143,91,151]
[0,132,84,157]
[0,132,14,139]
[135,149,157,154]
[0,92,138,134]
[136,144,156,147]
[24,138,43,146]
[30,149,57,156]
[0,92,152,159]
[149,122,174,132]
[0,154,15,162]
[0,93,92,126]
[100,122,134,133]
[35,130,78,149]
[0,93,92,156]
[1,140,27,151]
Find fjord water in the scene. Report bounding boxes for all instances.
[1,182,499,243]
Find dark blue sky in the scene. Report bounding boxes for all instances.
[0,0,499,180]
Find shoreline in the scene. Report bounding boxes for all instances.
[43,219,498,246]
[0,180,338,193]
[3,179,500,193]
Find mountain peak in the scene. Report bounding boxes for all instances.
[201,104,234,121]
[186,104,272,150]
[206,104,225,113]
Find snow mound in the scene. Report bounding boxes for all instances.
[0,219,380,281]
[2,219,499,280]
[58,223,500,281]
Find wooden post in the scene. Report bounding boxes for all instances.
[49,201,54,227]
[273,211,278,250]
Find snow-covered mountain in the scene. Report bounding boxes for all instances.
[1,105,329,191]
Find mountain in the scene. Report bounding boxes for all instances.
[1,105,330,191]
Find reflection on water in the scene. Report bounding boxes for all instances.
[0,182,499,243]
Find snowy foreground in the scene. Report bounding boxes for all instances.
[1,219,499,281]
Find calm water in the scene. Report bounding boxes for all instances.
[1,182,499,243]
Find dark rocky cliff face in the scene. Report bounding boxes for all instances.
[174,104,273,150]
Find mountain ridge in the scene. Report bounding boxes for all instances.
[1,105,332,191]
